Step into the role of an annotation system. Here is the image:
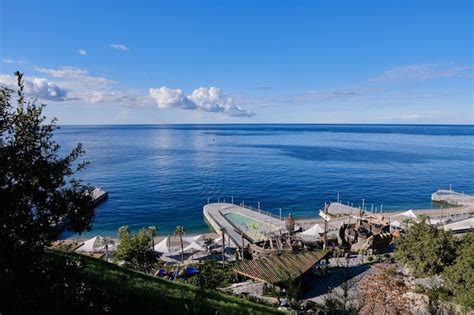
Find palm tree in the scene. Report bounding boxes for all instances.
[220,227,226,268]
[174,225,185,263]
[204,238,214,253]
[100,237,114,261]
[148,226,157,249]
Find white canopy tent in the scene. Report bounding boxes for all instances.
[297,223,324,241]
[76,236,105,252]
[300,223,324,236]
[183,234,203,244]
[398,210,417,219]
[390,220,401,228]
[183,241,206,252]
[168,241,206,256]
[154,236,172,254]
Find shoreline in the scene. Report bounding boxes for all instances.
[66,205,473,241]
[295,205,473,228]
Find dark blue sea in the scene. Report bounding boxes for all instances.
[56,124,474,238]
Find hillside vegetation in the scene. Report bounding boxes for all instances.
[56,251,281,314]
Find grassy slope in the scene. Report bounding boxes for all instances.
[51,251,282,314]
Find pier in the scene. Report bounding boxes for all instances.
[431,189,474,206]
[203,202,285,248]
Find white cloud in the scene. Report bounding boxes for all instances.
[0,74,68,101]
[33,66,115,89]
[30,66,136,104]
[149,87,195,109]
[77,49,88,56]
[149,86,254,117]
[372,64,473,82]
[3,58,27,64]
[379,114,421,120]
[110,44,129,51]
[300,89,357,102]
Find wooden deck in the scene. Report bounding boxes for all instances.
[234,250,328,284]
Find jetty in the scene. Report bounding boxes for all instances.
[431,188,474,206]
[88,187,108,206]
[203,202,285,248]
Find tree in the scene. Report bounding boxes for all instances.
[0,72,95,255]
[174,225,185,263]
[148,226,157,249]
[394,221,456,276]
[220,227,226,267]
[115,226,156,272]
[100,237,114,262]
[204,238,214,253]
[443,232,474,310]
[190,260,235,290]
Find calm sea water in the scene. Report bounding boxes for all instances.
[56,124,474,238]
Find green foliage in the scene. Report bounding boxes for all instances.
[190,260,236,290]
[115,226,157,272]
[1,251,282,314]
[0,72,95,255]
[443,232,474,310]
[147,226,157,247]
[394,221,457,276]
[283,278,303,309]
[174,225,185,262]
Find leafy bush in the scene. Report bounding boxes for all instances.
[443,232,474,310]
[189,260,237,290]
[394,221,457,276]
[114,226,157,272]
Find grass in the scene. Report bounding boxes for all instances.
[48,250,283,314]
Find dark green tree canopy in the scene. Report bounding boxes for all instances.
[394,221,457,277]
[443,232,474,310]
[0,72,95,255]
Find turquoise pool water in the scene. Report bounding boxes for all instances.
[224,212,279,240]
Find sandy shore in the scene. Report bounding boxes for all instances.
[69,232,220,246]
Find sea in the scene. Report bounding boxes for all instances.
[56,124,474,238]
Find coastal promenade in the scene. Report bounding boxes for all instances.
[431,189,474,206]
[203,202,286,248]
[296,202,474,229]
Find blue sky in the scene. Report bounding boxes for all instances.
[0,0,472,124]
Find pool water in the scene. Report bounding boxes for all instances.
[224,212,279,240]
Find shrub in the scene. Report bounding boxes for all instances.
[443,232,474,310]
[394,221,457,276]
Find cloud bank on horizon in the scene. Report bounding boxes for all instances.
[0,65,255,118]
[149,86,255,117]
